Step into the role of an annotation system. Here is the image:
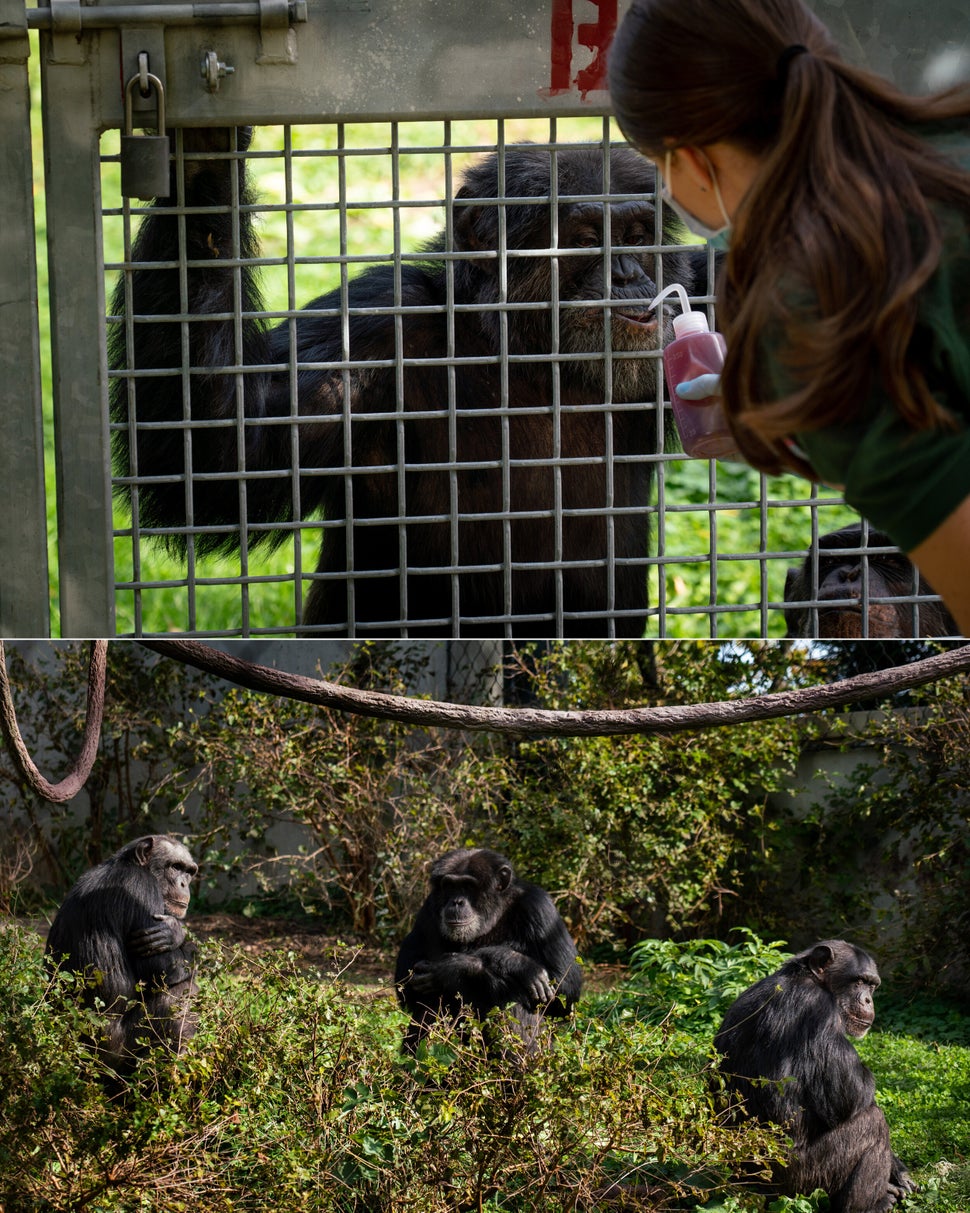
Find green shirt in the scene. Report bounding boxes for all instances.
[773,129,970,552]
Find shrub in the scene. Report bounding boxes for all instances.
[619,931,791,1035]
[0,923,783,1212]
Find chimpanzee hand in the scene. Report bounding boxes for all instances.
[406,954,483,995]
[888,1155,916,1198]
[128,913,186,957]
[525,965,556,1009]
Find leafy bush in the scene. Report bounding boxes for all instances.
[495,643,810,950]
[0,923,785,1212]
[619,931,791,1034]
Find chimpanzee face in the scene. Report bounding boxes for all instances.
[160,852,198,918]
[836,966,880,1038]
[434,874,486,943]
[806,940,881,1038]
[429,850,513,945]
[131,835,198,919]
[451,146,696,399]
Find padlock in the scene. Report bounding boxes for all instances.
[120,71,171,201]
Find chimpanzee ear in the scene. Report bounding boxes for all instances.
[784,567,800,598]
[806,943,835,980]
[496,863,513,891]
[132,837,155,867]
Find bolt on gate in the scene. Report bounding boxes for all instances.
[0,0,961,638]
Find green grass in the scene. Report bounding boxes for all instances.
[29,50,856,636]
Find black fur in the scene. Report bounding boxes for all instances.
[784,523,957,638]
[45,835,198,1070]
[715,940,914,1213]
[394,848,582,1052]
[109,129,707,636]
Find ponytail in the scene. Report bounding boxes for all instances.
[609,0,970,474]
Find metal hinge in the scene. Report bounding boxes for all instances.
[22,0,308,30]
[15,0,307,64]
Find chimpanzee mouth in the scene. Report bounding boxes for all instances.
[845,1014,872,1038]
[167,899,190,917]
[613,308,659,333]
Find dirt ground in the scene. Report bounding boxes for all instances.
[23,913,621,991]
[23,913,392,986]
[191,914,393,986]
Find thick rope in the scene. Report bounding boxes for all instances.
[141,639,970,737]
[0,640,107,802]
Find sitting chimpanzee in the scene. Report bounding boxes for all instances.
[109,128,709,637]
[45,835,198,1072]
[395,848,582,1052]
[715,940,914,1213]
[784,523,958,638]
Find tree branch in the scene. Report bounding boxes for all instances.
[0,640,108,802]
[141,640,970,737]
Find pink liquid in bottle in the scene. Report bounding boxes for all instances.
[651,284,739,460]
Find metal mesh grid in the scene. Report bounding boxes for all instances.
[102,115,954,639]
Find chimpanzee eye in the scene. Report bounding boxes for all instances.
[625,224,647,246]
[568,228,601,249]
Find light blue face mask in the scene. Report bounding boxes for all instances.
[661,149,732,249]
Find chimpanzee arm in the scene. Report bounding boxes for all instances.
[405,947,555,1011]
[128,913,187,957]
[108,127,290,552]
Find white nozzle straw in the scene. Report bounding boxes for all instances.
[648,281,710,338]
[648,282,691,315]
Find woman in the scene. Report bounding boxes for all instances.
[609,0,970,634]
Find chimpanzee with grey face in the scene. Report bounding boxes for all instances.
[46,835,198,1071]
[715,940,914,1212]
[395,848,582,1052]
[109,130,708,637]
[783,523,958,638]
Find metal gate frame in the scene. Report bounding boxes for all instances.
[0,0,50,636]
[18,0,639,637]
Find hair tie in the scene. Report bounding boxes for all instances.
[776,43,809,82]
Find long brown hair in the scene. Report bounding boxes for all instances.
[609,0,970,475]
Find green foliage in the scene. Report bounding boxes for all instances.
[619,931,791,1034]
[0,924,786,1212]
[736,669,970,986]
[4,926,969,1211]
[495,643,812,949]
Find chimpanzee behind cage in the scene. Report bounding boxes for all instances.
[108,125,712,637]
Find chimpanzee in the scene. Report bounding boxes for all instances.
[715,940,915,1213]
[109,128,708,637]
[783,523,958,638]
[45,835,198,1070]
[394,848,582,1052]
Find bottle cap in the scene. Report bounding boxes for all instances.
[649,282,711,337]
[672,309,710,337]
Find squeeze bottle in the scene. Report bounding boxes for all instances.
[649,283,737,459]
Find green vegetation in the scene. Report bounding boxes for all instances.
[2,927,966,1212]
[3,641,968,1206]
